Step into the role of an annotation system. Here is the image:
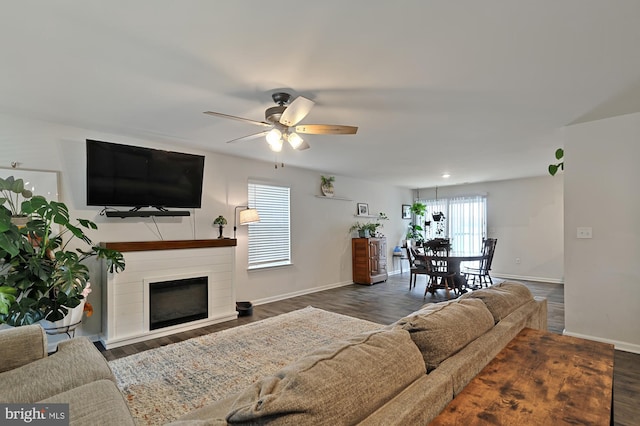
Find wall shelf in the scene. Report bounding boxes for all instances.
[353,214,379,218]
[315,195,352,201]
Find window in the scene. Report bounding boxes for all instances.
[247,182,291,269]
[422,195,487,254]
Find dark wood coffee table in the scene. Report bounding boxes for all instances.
[430,327,615,425]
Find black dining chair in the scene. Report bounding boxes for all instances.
[407,247,430,290]
[422,242,457,299]
[464,238,497,288]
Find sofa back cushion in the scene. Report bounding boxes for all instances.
[460,281,533,323]
[0,324,47,373]
[393,298,495,372]
[225,328,425,425]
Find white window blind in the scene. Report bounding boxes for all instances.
[422,195,487,254]
[247,182,291,269]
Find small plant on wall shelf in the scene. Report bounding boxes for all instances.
[349,212,388,238]
[320,175,335,197]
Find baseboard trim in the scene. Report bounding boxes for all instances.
[492,272,564,284]
[562,329,640,354]
[250,280,354,306]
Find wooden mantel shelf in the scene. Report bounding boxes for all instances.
[101,239,237,252]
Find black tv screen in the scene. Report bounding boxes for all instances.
[86,139,205,208]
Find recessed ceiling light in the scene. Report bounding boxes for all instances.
[442,173,451,178]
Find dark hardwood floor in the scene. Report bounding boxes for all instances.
[98,273,638,426]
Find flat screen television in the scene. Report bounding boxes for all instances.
[86,139,205,209]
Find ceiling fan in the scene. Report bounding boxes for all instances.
[203,92,358,152]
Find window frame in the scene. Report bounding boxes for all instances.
[246,181,292,270]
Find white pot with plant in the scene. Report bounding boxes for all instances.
[0,176,33,227]
[40,282,93,335]
[0,191,125,327]
[320,175,335,197]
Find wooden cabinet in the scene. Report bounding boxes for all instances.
[352,237,388,285]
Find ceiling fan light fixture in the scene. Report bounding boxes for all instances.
[269,138,283,152]
[287,132,304,149]
[266,128,282,145]
[204,91,358,151]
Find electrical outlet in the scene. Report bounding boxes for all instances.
[577,227,593,239]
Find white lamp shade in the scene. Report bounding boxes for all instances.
[287,132,304,149]
[269,138,283,152]
[266,128,282,145]
[239,208,260,225]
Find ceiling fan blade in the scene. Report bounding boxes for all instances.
[279,96,315,127]
[226,130,270,144]
[296,140,311,151]
[294,124,358,135]
[204,111,271,128]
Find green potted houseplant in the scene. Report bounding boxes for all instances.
[213,215,227,239]
[0,176,33,227]
[0,194,125,327]
[406,223,425,246]
[406,202,427,244]
[320,175,335,197]
[349,222,369,238]
[349,212,388,238]
[409,202,426,217]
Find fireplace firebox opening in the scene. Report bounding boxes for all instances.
[149,276,208,330]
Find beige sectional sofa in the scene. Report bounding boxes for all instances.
[0,281,546,425]
[171,281,547,425]
[0,324,134,425]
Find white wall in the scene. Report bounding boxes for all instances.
[416,175,564,283]
[0,113,412,340]
[564,112,640,353]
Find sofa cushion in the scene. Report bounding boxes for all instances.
[460,281,533,323]
[393,298,495,371]
[0,337,115,403]
[41,379,135,426]
[225,328,426,425]
[0,324,47,373]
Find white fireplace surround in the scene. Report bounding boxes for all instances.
[100,240,237,349]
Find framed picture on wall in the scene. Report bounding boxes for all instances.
[402,204,411,219]
[357,203,369,216]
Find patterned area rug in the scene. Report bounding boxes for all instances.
[108,306,382,425]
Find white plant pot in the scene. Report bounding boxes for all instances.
[40,300,85,335]
[321,184,334,197]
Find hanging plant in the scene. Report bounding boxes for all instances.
[409,202,426,217]
[548,148,564,176]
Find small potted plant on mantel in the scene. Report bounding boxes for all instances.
[0,185,125,327]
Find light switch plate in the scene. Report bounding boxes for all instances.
[577,227,593,239]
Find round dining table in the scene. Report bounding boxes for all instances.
[414,252,488,292]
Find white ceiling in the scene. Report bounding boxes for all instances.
[2,1,640,189]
